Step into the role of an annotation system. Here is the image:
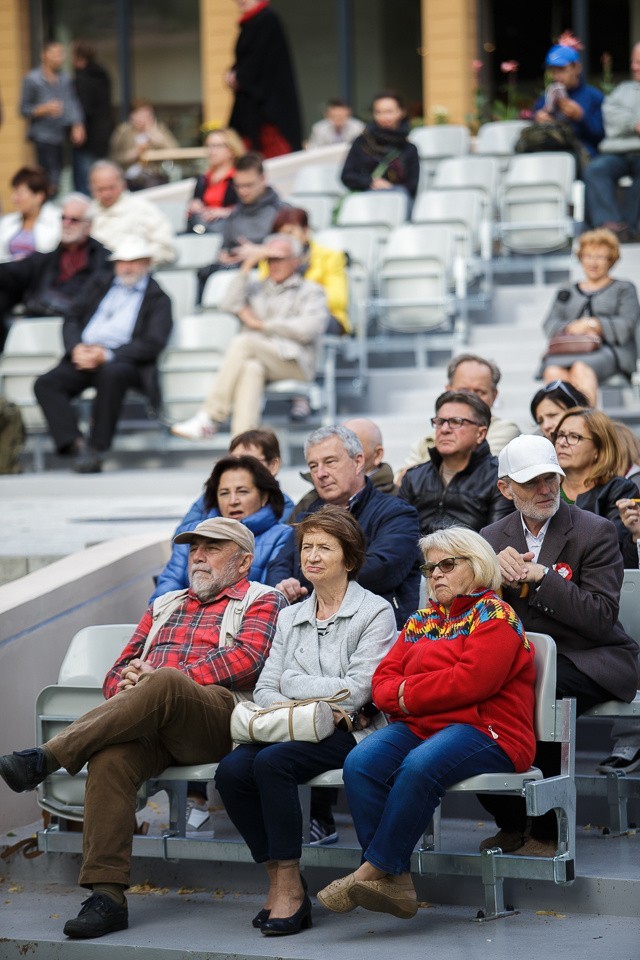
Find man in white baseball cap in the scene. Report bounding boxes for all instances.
[477,434,638,858]
[34,235,172,472]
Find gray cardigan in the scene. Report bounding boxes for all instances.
[253,580,397,741]
[543,279,639,376]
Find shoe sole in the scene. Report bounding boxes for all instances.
[63,917,128,939]
[597,758,640,775]
[309,832,339,846]
[351,883,417,920]
[316,877,357,913]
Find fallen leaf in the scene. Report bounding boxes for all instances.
[50,914,60,919]
[536,910,566,918]
[129,881,169,896]
[178,887,205,895]
[8,883,23,893]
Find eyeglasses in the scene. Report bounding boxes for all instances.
[554,430,593,446]
[541,380,582,405]
[61,215,87,224]
[420,556,469,578]
[430,417,481,430]
[581,254,609,263]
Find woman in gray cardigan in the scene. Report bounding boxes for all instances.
[215,505,396,937]
[541,228,639,405]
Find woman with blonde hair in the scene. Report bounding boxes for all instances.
[318,526,536,921]
[541,228,639,405]
[186,127,245,233]
[553,406,638,566]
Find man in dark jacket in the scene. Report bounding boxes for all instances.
[196,153,286,303]
[34,237,172,473]
[399,390,514,535]
[479,434,638,857]
[0,193,112,353]
[268,424,421,630]
[72,41,114,195]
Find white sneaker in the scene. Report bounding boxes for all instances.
[171,410,218,441]
[186,799,211,832]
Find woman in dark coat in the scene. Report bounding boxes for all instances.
[226,1,302,157]
[341,92,420,200]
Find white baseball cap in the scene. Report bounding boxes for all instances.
[498,435,565,484]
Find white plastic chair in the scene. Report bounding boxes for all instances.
[0,318,64,430]
[153,270,198,321]
[412,189,485,259]
[337,191,408,231]
[409,125,471,185]
[431,155,500,217]
[498,152,577,253]
[291,163,346,201]
[36,625,136,820]
[200,269,239,309]
[288,194,336,231]
[475,120,532,173]
[173,233,222,269]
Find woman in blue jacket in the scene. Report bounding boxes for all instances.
[151,453,293,602]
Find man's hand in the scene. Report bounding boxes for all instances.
[218,249,243,266]
[116,659,156,692]
[71,123,86,146]
[617,498,640,543]
[71,344,108,370]
[534,108,554,123]
[274,578,308,603]
[496,547,547,586]
[238,306,264,330]
[557,97,583,121]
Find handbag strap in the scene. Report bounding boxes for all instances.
[246,689,352,741]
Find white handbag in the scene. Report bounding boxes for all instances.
[230,689,352,744]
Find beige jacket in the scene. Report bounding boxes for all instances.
[220,270,330,380]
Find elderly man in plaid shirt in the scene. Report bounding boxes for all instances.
[0,517,286,940]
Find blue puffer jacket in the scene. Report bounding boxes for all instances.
[150,499,294,601]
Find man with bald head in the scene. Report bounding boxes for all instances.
[0,193,111,352]
[584,44,640,238]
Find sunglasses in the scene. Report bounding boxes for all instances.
[420,556,469,578]
[541,380,582,405]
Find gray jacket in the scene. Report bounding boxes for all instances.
[600,80,640,153]
[253,581,397,741]
[221,270,329,379]
[543,279,639,376]
[20,67,83,145]
[221,186,286,251]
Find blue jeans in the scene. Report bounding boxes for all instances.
[344,721,514,875]
[215,728,355,863]
[584,153,640,228]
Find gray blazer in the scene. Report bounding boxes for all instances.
[543,279,639,376]
[482,501,639,702]
[254,581,397,741]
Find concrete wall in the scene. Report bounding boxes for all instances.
[0,533,170,832]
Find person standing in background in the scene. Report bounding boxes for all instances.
[20,41,85,196]
[72,41,114,195]
[226,0,302,157]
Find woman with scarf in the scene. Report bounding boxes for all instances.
[340,92,420,206]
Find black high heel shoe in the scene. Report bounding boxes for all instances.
[260,895,312,936]
[251,908,270,929]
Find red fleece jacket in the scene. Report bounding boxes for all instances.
[372,591,537,772]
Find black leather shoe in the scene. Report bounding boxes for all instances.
[0,748,48,792]
[73,443,104,474]
[261,895,312,936]
[63,893,128,939]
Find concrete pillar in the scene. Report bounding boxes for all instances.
[0,1,34,209]
[199,0,237,131]
[421,0,477,126]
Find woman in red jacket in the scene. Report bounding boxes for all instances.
[317,526,536,921]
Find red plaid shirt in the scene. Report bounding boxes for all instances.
[103,579,287,699]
